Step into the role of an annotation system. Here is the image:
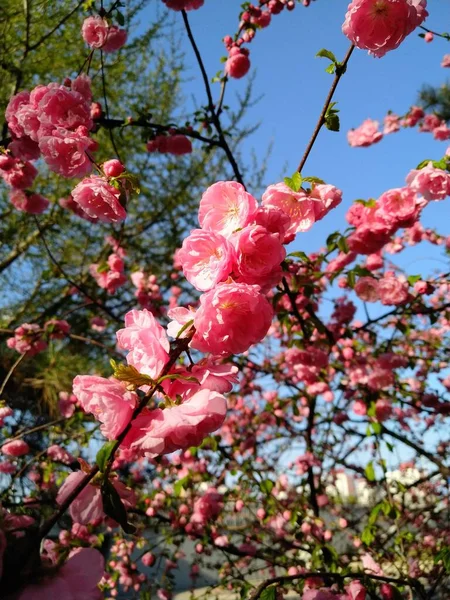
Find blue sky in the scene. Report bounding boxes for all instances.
[143,0,450,264]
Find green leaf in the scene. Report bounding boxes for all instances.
[434,546,450,573]
[260,479,274,495]
[302,176,326,185]
[260,586,277,600]
[316,48,337,64]
[283,171,302,192]
[337,236,349,254]
[174,476,189,497]
[325,63,336,74]
[96,441,117,472]
[365,461,376,482]
[361,525,375,545]
[347,271,356,288]
[407,274,421,286]
[101,480,135,533]
[325,110,340,132]
[289,251,309,262]
[116,10,125,26]
[157,373,199,385]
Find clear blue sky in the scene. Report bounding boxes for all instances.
[142,0,450,265]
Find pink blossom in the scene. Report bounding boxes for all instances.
[225,47,251,79]
[124,389,227,457]
[10,190,49,214]
[162,0,204,9]
[346,580,366,600]
[39,126,94,178]
[378,274,409,305]
[57,471,135,525]
[0,461,16,474]
[378,187,419,226]
[17,547,104,600]
[232,224,286,291]
[442,54,450,68]
[8,136,40,161]
[38,86,92,133]
[375,398,392,421]
[102,26,127,53]
[0,158,38,189]
[177,229,235,291]
[251,206,291,241]
[7,323,47,355]
[348,119,383,147]
[0,406,13,426]
[90,316,107,332]
[81,16,109,48]
[309,183,343,221]
[191,282,273,356]
[406,162,450,201]
[354,277,380,302]
[383,113,400,134]
[5,91,32,138]
[71,175,127,223]
[167,306,196,339]
[166,134,192,155]
[59,391,77,418]
[103,159,125,177]
[116,309,170,379]
[47,444,75,465]
[72,375,137,439]
[262,182,315,240]
[199,181,258,239]
[1,439,30,457]
[432,122,450,140]
[342,0,428,58]
[44,319,71,339]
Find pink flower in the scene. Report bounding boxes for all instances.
[71,175,126,223]
[6,323,47,355]
[162,0,204,11]
[378,187,419,226]
[103,159,125,177]
[378,274,409,305]
[383,113,400,134]
[199,181,258,238]
[348,119,383,147]
[38,86,92,133]
[39,126,95,178]
[1,439,30,457]
[251,206,291,241]
[225,47,251,79]
[44,319,71,339]
[102,26,127,53]
[375,398,392,421]
[81,16,109,48]
[406,162,450,201]
[166,134,192,155]
[342,0,428,58]
[441,54,450,68]
[262,182,315,241]
[8,136,40,161]
[177,229,235,291]
[90,316,107,332]
[354,276,380,302]
[10,190,49,214]
[47,444,75,465]
[17,547,104,600]
[0,158,37,189]
[309,183,343,221]
[5,91,32,138]
[57,471,135,525]
[116,309,170,379]
[346,580,367,600]
[232,224,286,291]
[72,375,137,439]
[124,388,227,457]
[191,282,273,356]
[59,391,77,418]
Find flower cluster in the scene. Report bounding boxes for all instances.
[146,133,192,155]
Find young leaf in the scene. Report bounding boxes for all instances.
[283,171,302,192]
[260,587,277,600]
[96,441,117,472]
[316,48,338,64]
[365,461,376,482]
[101,480,136,534]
